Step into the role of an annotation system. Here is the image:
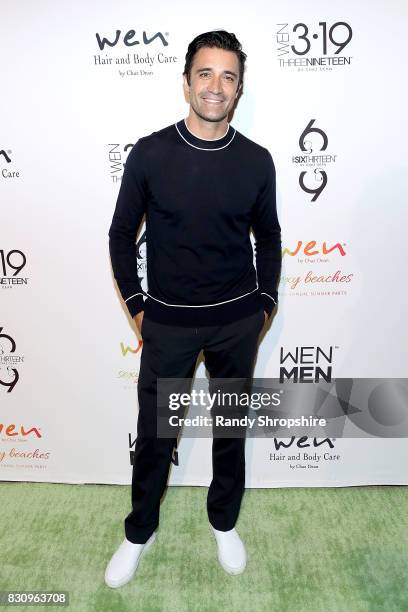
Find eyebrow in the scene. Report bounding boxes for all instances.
[195,67,238,78]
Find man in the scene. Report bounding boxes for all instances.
[105,30,281,588]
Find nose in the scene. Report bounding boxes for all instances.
[208,74,222,95]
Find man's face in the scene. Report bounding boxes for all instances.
[184,46,241,123]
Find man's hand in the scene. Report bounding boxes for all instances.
[133,310,144,335]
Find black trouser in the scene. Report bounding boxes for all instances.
[124,308,265,544]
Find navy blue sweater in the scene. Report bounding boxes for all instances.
[108,118,281,326]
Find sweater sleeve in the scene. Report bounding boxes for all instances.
[251,150,282,318]
[108,139,148,318]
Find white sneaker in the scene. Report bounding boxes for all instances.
[104,532,156,588]
[210,525,247,575]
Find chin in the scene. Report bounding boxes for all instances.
[198,108,229,123]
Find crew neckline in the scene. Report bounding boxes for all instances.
[175,118,236,151]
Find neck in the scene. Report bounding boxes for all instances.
[185,112,229,141]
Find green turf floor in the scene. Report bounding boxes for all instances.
[0,482,407,611]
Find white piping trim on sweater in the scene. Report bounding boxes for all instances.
[146,286,258,308]
[183,118,230,141]
[125,292,144,302]
[175,122,236,151]
[261,292,277,305]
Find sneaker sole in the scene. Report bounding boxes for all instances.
[105,531,157,589]
[217,553,247,575]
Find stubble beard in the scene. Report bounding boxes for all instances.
[191,99,230,124]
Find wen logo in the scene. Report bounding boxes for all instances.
[96,29,168,50]
[273,436,335,450]
[0,423,42,438]
[283,240,346,257]
[120,341,143,356]
[108,143,134,181]
[280,345,336,383]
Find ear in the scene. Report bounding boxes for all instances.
[183,73,190,92]
[182,74,191,104]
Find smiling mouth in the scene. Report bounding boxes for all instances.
[202,98,224,104]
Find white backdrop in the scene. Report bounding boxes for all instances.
[1,0,407,486]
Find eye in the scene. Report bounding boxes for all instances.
[199,71,210,77]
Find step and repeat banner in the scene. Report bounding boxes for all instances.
[1,0,407,486]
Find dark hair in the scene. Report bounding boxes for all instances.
[183,30,247,88]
